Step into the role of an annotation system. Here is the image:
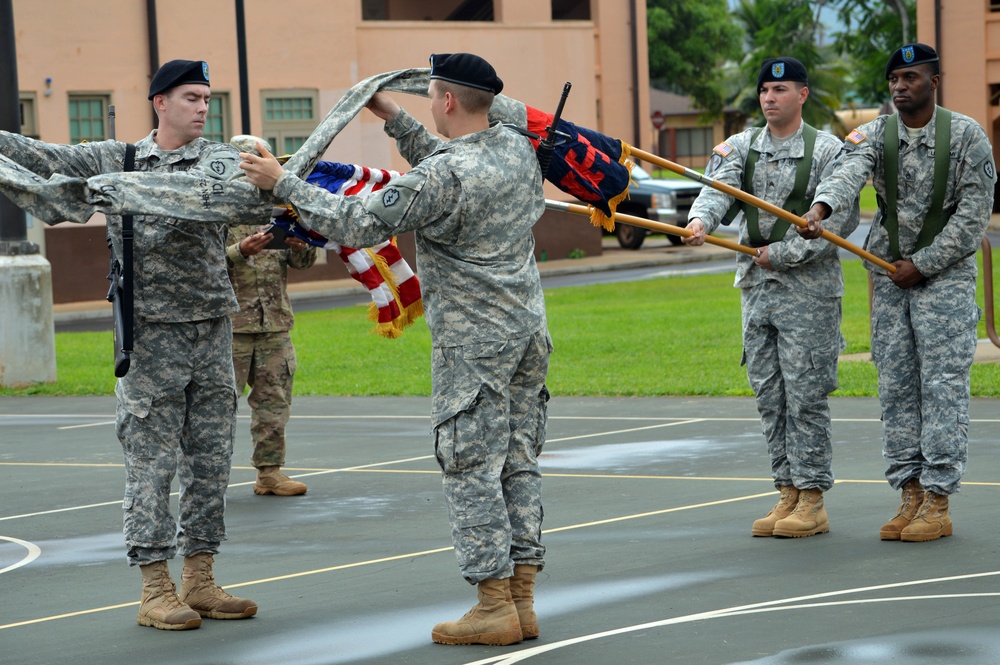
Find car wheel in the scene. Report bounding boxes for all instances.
[666,232,684,246]
[616,223,646,250]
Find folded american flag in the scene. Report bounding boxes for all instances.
[273,160,422,339]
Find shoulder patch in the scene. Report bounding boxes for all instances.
[364,172,423,230]
[846,129,866,145]
[713,142,735,158]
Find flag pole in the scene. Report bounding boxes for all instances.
[628,147,896,273]
[545,199,758,257]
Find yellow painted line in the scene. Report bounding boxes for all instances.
[0,491,776,631]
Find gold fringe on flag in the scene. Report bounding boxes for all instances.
[588,141,634,232]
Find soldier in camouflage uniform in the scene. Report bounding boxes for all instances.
[242,53,549,647]
[0,60,260,630]
[686,58,860,539]
[226,209,316,496]
[801,44,995,542]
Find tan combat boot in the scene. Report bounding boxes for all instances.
[137,560,202,630]
[879,478,925,540]
[254,466,307,496]
[431,577,523,646]
[900,491,952,542]
[178,553,258,619]
[751,485,799,537]
[772,488,829,538]
[509,564,539,640]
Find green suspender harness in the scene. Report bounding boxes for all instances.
[724,123,817,247]
[881,107,952,261]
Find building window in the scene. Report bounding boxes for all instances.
[261,90,319,156]
[992,0,1000,11]
[675,127,714,158]
[204,93,230,143]
[19,93,38,138]
[552,0,589,20]
[362,0,494,20]
[68,95,109,143]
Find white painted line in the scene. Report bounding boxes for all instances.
[461,570,1000,665]
[0,536,41,575]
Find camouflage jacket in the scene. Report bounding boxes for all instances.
[813,107,996,280]
[271,109,547,347]
[689,122,860,297]
[226,224,317,332]
[0,130,243,322]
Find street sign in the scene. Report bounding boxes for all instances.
[651,110,664,130]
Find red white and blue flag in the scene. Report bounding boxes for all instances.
[525,105,632,229]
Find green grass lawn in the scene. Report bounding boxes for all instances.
[6,255,999,398]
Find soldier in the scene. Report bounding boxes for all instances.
[800,44,996,542]
[241,52,550,647]
[224,164,317,496]
[684,57,860,539]
[0,59,259,630]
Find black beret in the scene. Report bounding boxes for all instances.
[148,59,210,100]
[884,43,939,79]
[757,57,808,91]
[429,53,503,95]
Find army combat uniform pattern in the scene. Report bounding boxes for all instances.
[0,130,253,565]
[269,109,551,584]
[689,123,860,491]
[812,108,996,495]
[226,224,317,468]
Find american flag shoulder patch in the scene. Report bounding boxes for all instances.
[713,142,735,158]
[846,129,867,145]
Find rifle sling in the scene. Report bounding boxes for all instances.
[121,143,136,353]
[724,124,817,247]
[881,108,952,262]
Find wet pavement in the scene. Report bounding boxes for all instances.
[2,395,999,664]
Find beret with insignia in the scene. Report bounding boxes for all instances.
[757,57,808,92]
[429,53,503,95]
[885,43,939,79]
[148,59,211,100]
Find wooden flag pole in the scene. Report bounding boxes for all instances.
[545,199,758,257]
[629,147,896,273]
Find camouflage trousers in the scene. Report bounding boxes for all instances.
[431,329,551,584]
[871,274,979,495]
[741,282,843,491]
[232,331,297,468]
[116,316,237,566]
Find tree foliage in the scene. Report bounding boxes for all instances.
[646,0,743,118]
[728,0,849,131]
[828,0,916,106]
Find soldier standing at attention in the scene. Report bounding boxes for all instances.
[800,44,996,542]
[0,59,259,630]
[224,180,317,496]
[241,52,550,647]
[685,57,860,539]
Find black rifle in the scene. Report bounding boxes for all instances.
[535,81,572,179]
[105,105,135,377]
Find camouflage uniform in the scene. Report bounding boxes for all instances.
[689,123,860,491]
[226,224,317,468]
[268,109,551,584]
[812,108,995,495]
[0,130,262,565]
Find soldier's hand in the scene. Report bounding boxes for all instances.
[240,230,271,257]
[683,219,706,246]
[240,142,284,191]
[797,202,831,240]
[889,260,926,289]
[285,236,308,251]
[752,245,774,271]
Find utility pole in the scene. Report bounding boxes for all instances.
[0,0,57,387]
